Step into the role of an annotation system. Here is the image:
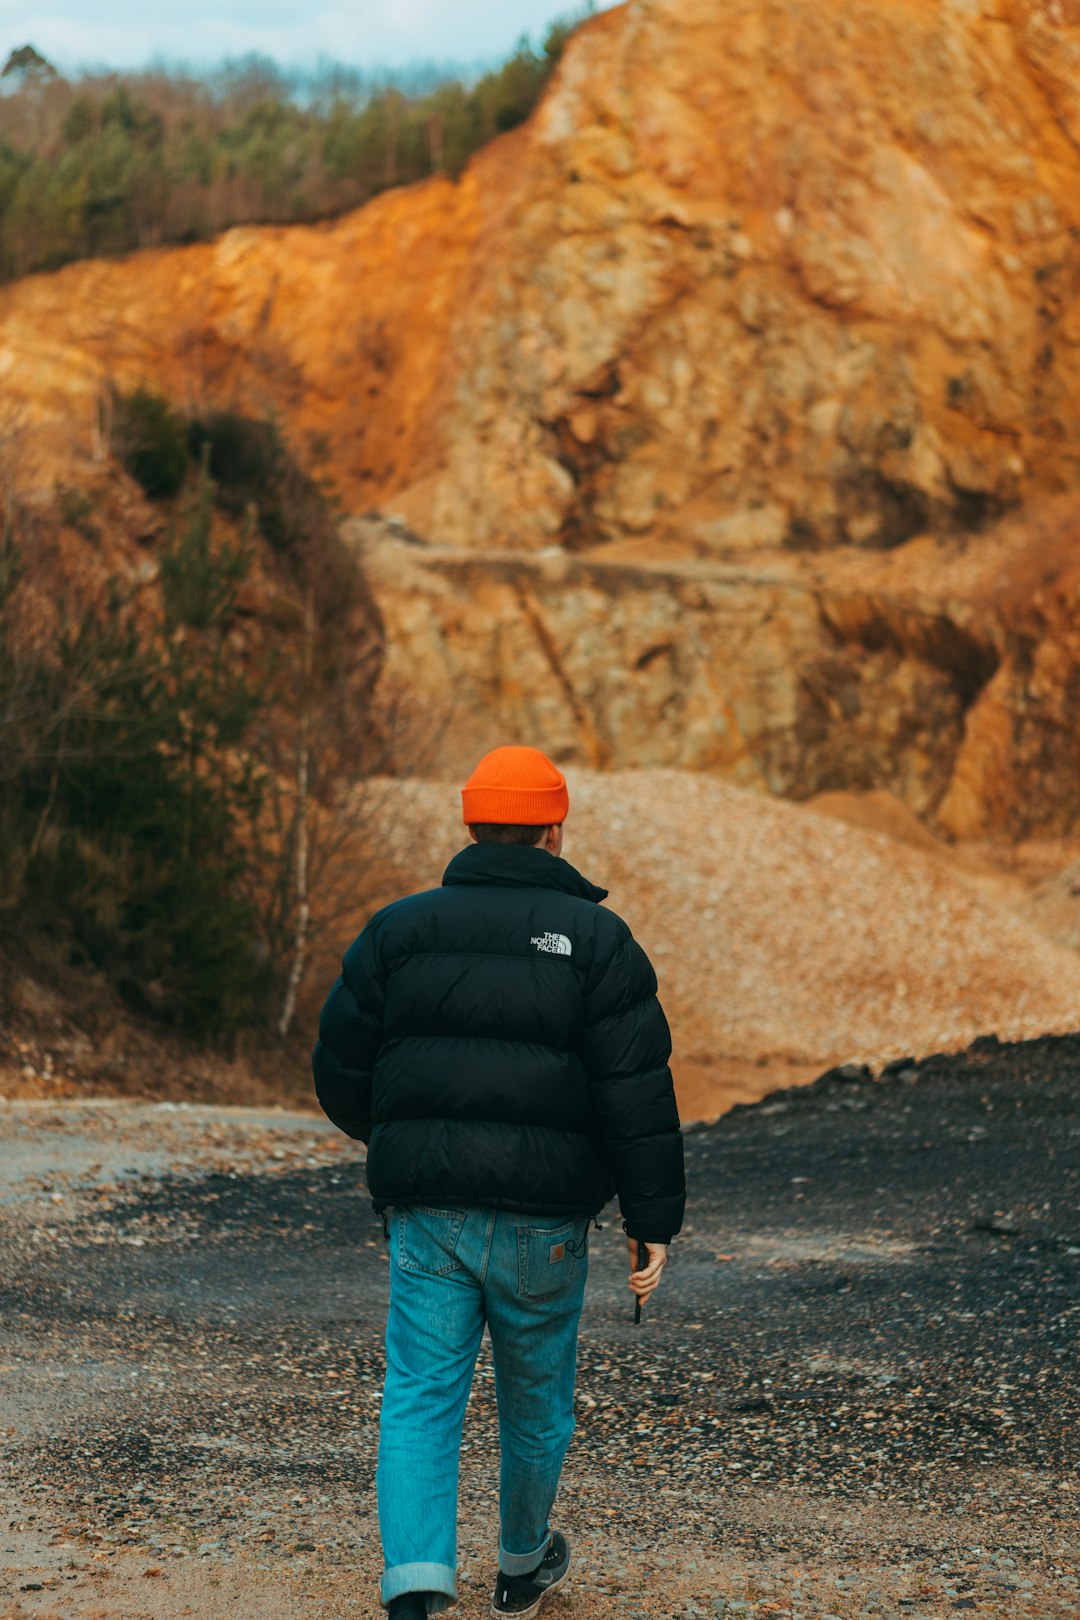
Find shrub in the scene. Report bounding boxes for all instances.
[0,487,266,1033]
[115,386,190,499]
[189,411,281,522]
[189,409,337,561]
[3,394,381,1041]
[59,486,97,536]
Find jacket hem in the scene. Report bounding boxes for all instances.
[370,1192,611,1219]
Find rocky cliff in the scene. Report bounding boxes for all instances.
[6,0,1080,834]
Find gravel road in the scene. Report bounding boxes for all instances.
[1,1036,1078,1620]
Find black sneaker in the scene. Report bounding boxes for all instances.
[491,1530,571,1618]
[386,1595,434,1620]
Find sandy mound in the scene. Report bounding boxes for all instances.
[804,789,1027,903]
[328,771,1080,1118]
[805,788,950,856]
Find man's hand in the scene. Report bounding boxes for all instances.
[626,1237,668,1303]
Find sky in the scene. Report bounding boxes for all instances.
[1,0,618,75]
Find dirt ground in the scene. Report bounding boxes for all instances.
[2,1036,1078,1620]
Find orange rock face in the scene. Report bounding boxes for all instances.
[6,0,1080,834]
[7,0,1080,541]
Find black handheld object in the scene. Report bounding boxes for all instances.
[634,1240,648,1324]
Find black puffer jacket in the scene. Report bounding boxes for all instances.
[312,841,685,1242]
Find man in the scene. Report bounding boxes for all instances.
[312,745,685,1619]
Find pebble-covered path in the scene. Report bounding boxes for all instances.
[1,1034,1078,1618]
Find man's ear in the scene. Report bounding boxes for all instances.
[544,823,563,854]
[468,826,478,844]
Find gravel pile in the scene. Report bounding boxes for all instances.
[345,771,1080,1078]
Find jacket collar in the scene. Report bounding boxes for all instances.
[442,841,608,904]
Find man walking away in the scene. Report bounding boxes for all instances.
[312,746,686,1618]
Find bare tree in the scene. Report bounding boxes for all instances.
[91,386,113,464]
[276,584,314,1039]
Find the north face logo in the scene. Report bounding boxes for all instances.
[531,931,572,957]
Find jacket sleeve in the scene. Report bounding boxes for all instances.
[579,923,686,1243]
[311,919,387,1142]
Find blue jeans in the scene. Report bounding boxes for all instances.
[376,1205,590,1611]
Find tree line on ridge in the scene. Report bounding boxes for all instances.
[0,7,592,281]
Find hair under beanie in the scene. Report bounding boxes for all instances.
[461,745,569,826]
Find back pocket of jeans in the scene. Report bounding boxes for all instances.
[397,1206,466,1277]
[516,1220,585,1300]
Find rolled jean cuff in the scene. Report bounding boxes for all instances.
[381,1560,457,1611]
[498,1531,551,1578]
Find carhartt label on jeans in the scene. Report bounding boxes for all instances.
[548,1243,565,1263]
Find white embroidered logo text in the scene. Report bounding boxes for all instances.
[531,932,572,957]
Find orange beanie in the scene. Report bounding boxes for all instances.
[461,745,569,826]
